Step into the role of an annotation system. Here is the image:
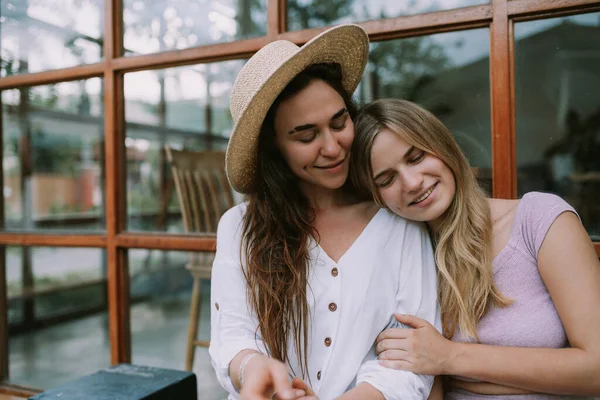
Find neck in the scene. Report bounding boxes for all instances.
[427,214,444,232]
[300,183,353,211]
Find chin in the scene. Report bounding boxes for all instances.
[324,180,346,190]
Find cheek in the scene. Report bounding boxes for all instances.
[378,187,397,209]
[341,124,355,148]
[287,144,318,168]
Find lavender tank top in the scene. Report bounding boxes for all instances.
[447,192,578,400]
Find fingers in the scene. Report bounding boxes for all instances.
[240,359,295,400]
[394,313,430,329]
[375,338,408,355]
[269,361,296,400]
[273,389,307,400]
[376,327,412,342]
[291,377,316,396]
[379,359,414,371]
[377,349,409,361]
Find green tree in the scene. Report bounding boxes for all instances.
[287,0,354,30]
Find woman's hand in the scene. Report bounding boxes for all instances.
[280,378,319,400]
[240,354,303,400]
[376,314,455,375]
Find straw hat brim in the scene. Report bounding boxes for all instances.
[226,24,369,194]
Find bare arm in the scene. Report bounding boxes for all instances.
[377,212,600,395]
[447,212,600,395]
[427,377,443,400]
[228,349,259,391]
[336,383,385,400]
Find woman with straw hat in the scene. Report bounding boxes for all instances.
[209,25,440,400]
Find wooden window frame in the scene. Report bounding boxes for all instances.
[0,0,599,395]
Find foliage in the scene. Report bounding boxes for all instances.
[287,0,353,30]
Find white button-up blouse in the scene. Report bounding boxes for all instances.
[209,203,441,400]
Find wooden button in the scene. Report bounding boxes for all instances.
[324,337,332,347]
[317,370,322,380]
[215,302,219,310]
[328,302,337,312]
[331,268,338,277]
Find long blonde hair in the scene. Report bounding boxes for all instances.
[351,98,511,340]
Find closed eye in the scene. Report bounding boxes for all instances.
[409,151,425,164]
[376,174,395,188]
[297,131,318,143]
[330,115,348,131]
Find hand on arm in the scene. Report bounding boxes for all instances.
[376,212,600,396]
[377,314,455,376]
[357,221,438,399]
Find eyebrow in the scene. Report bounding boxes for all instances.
[288,108,348,135]
[373,145,416,180]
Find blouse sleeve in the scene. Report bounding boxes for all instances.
[209,205,267,397]
[519,192,579,259]
[355,220,440,399]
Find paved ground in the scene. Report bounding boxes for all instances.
[8,282,228,399]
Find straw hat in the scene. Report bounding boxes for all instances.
[226,24,370,194]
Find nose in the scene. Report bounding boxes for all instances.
[320,129,342,158]
[399,168,423,193]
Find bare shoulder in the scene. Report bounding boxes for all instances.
[488,198,519,225]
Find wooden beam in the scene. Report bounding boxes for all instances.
[0,248,7,383]
[105,0,130,366]
[267,0,287,39]
[0,83,7,383]
[508,0,600,20]
[0,234,105,247]
[278,5,491,44]
[110,37,268,73]
[0,64,104,90]
[490,0,515,199]
[0,384,40,398]
[116,233,216,252]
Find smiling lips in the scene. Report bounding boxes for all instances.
[410,183,437,205]
[315,158,345,169]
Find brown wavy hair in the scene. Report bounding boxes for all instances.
[241,63,358,377]
[351,99,511,340]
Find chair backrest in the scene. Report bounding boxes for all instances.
[165,146,235,234]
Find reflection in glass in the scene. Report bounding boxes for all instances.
[515,13,600,240]
[123,0,267,56]
[0,0,103,75]
[360,29,492,192]
[2,79,105,231]
[128,249,225,398]
[124,61,244,232]
[7,246,109,389]
[287,0,488,31]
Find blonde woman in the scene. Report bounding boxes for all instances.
[350,98,600,399]
[210,29,440,400]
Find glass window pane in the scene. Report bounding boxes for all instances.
[124,62,244,233]
[128,249,225,398]
[0,0,104,75]
[123,0,267,56]
[7,246,109,389]
[515,13,600,240]
[287,0,489,31]
[360,28,492,192]
[2,78,105,232]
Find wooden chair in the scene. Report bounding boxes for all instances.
[164,146,236,371]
